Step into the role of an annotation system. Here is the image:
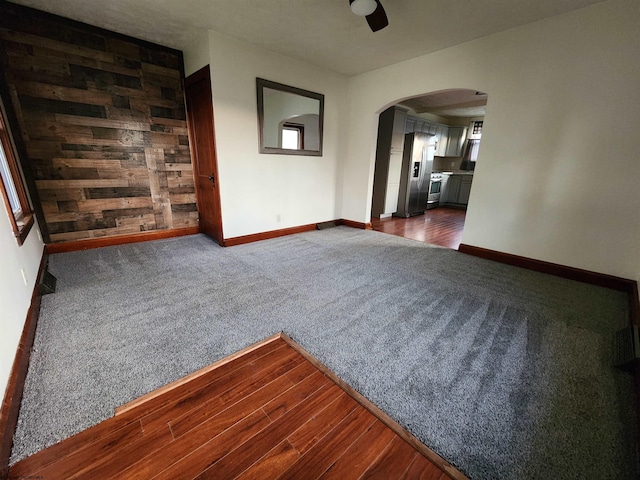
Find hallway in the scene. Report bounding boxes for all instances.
[371,208,466,249]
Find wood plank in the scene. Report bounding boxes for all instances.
[69,424,173,480]
[36,179,130,189]
[401,453,451,480]
[371,207,466,249]
[276,406,378,480]
[234,439,301,480]
[286,391,357,455]
[10,419,143,478]
[319,419,396,479]
[192,383,343,479]
[359,436,420,480]
[140,346,305,434]
[15,81,113,105]
[125,410,272,480]
[0,29,116,63]
[167,362,323,440]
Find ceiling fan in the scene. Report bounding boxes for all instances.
[349,0,389,32]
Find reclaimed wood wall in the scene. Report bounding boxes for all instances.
[0,2,198,243]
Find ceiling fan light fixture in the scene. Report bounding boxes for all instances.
[350,0,377,17]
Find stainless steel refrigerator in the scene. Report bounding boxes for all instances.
[394,132,435,217]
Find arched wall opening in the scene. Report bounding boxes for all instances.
[369,88,488,248]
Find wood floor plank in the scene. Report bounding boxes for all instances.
[233,439,301,480]
[360,436,420,480]
[29,420,145,479]
[140,345,303,433]
[371,207,466,249]
[287,391,357,455]
[401,452,451,480]
[284,358,318,384]
[69,424,173,480]
[168,367,323,439]
[319,419,396,479]
[192,383,343,479]
[262,370,329,421]
[126,410,271,480]
[276,405,378,480]
[9,417,142,478]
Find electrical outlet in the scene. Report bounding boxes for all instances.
[20,268,28,286]
[276,214,281,222]
[451,162,455,167]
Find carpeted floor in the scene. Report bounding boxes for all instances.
[10,227,637,479]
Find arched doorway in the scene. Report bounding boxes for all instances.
[369,88,488,249]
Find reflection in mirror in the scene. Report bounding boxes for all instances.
[257,78,324,156]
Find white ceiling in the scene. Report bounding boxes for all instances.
[400,89,488,117]
[10,0,605,77]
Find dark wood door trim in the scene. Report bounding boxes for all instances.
[185,66,223,244]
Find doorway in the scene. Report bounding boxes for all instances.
[185,66,224,245]
[369,89,487,248]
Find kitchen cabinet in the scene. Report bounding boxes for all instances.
[458,175,473,204]
[444,127,467,157]
[441,173,473,206]
[371,106,408,217]
[404,115,467,157]
[435,125,449,156]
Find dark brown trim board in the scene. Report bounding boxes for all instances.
[0,249,47,479]
[223,219,374,247]
[45,226,200,254]
[458,244,637,293]
[223,223,318,247]
[338,218,373,230]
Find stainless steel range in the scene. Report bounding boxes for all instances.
[427,172,442,210]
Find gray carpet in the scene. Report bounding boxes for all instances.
[10,227,636,479]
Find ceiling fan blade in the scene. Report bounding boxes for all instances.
[366,0,388,32]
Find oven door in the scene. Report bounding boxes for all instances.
[427,179,441,209]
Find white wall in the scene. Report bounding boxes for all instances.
[183,31,349,239]
[342,0,640,283]
[0,213,44,402]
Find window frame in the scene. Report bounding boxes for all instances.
[0,108,34,245]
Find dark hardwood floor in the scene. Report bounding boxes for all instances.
[371,207,466,249]
[9,334,466,480]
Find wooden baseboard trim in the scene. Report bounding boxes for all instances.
[0,250,47,478]
[337,219,373,230]
[224,223,317,247]
[458,243,636,293]
[279,332,468,480]
[45,226,200,254]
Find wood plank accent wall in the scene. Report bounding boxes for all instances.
[0,2,197,243]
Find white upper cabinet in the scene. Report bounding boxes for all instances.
[404,115,468,157]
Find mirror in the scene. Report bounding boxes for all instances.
[256,78,324,156]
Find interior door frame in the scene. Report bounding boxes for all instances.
[184,65,224,244]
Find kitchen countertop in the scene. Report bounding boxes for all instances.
[439,171,474,175]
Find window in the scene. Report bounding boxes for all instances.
[0,106,34,245]
[281,123,304,150]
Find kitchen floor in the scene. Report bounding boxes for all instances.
[370,207,466,249]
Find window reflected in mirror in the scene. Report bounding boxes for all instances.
[257,78,324,156]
